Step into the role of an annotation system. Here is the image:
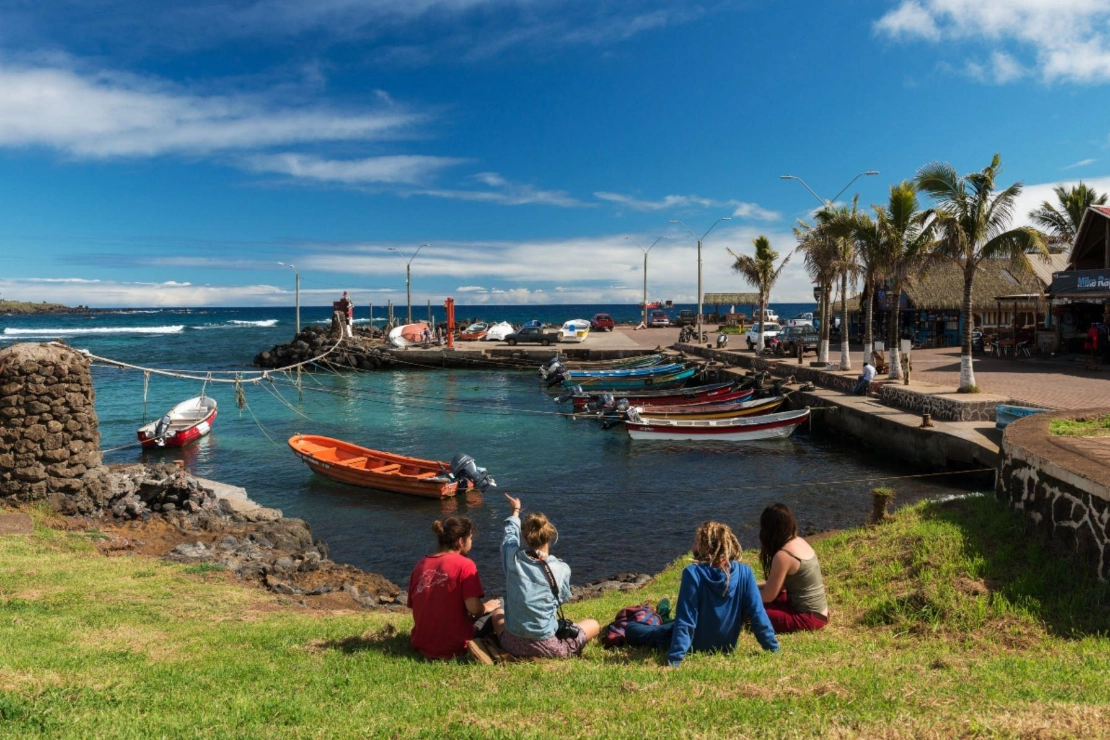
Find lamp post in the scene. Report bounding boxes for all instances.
[277,262,300,336]
[626,235,666,328]
[388,244,428,324]
[780,171,878,365]
[670,218,731,341]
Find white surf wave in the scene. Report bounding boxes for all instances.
[3,325,186,336]
[227,319,278,327]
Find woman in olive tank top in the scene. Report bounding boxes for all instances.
[757,503,829,633]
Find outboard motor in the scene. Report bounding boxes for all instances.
[545,366,568,388]
[152,413,173,445]
[586,392,616,413]
[539,356,563,378]
[450,453,496,493]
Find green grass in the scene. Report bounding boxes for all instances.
[1050,414,1110,437]
[2,496,1109,738]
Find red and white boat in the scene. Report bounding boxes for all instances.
[624,408,809,441]
[567,381,741,412]
[137,396,217,448]
[634,395,784,420]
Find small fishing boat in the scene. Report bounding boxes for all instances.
[388,322,432,348]
[634,395,785,420]
[572,367,696,390]
[484,322,515,341]
[624,408,810,441]
[539,354,664,379]
[137,396,218,448]
[563,381,738,411]
[558,319,591,343]
[288,434,495,498]
[561,362,685,379]
[995,404,1049,429]
[458,322,489,341]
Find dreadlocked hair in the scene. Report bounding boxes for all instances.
[692,521,742,592]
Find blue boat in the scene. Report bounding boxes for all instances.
[995,404,1049,429]
[563,362,684,379]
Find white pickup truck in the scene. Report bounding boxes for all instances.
[745,322,782,350]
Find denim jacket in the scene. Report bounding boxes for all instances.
[501,515,571,640]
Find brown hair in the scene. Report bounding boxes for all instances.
[758,503,798,578]
[521,512,558,551]
[431,516,473,551]
[693,521,742,592]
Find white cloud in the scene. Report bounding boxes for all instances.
[456,285,487,292]
[595,191,780,220]
[411,173,586,207]
[244,153,467,184]
[1063,158,1097,170]
[874,0,1110,84]
[1008,175,1110,229]
[0,63,422,158]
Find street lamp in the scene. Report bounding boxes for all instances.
[780,170,878,365]
[388,243,428,324]
[277,262,300,336]
[626,235,666,328]
[670,218,731,341]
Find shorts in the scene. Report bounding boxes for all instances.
[498,627,589,659]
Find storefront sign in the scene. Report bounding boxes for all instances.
[1052,270,1110,295]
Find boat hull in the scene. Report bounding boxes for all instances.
[572,367,695,390]
[635,396,783,420]
[137,396,218,448]
[568,381,737,411]
[564,362,683,379]
[288,434,457,498]
[625,409,809,441]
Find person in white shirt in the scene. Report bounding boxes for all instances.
[853,363,876,395]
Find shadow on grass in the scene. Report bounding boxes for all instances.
[919,495,1110,639]
[308,623,417,657]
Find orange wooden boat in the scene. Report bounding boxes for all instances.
[289,434,459,498]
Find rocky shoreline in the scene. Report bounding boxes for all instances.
[0,300,98,316]
[253,324,397,371]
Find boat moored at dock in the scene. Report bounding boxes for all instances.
[624,408,810,441]
[137,396,217,448]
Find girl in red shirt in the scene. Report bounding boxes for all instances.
[408,517,501,659]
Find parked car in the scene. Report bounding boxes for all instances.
[649,310,671,327]
[786,312,814,327]
[590,313,615,332]
[753,308,780,323]
[504,326,560,346]
[675,309,698,327]
[745,322,782,350]
[777,325,820,356]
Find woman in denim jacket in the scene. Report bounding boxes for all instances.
[492,494,600,659]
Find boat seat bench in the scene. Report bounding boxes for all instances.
[369,464,402,473]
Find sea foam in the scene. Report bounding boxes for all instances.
[3,325,186,336]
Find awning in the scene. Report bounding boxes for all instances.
[1050,269,1110,299]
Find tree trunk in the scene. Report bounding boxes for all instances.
[839,271,852,371]
[863,280,874,362]
[757,292,766,352]
[818,282,830,364]
[888,284,903,380]
[960,263,977,391]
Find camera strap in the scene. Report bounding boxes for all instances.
[529,551,568,624]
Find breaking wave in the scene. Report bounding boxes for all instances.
[227,319,278,327]
[3,325,186,336]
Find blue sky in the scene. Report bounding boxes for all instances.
[1,0,1109,307]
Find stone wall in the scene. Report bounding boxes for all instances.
[881,385,998,422]
[0,343,111,511]
[996,411,1110,581]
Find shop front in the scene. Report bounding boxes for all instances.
[1050,269,1110,356]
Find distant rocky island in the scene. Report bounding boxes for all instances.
[0,300,98,315]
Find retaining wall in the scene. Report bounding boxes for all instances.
[996,411,1110,581]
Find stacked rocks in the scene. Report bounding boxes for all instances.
[0,343,110,510]
[253,325,395,371]
[105,462,221,520]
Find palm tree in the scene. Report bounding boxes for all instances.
[916,154,1048,391]
[728,235,791,353]
[814,202,862,371]
[873,181,935,379]
[795,220,838,364]
[1029,182,1107,252]
[850,209,887,362]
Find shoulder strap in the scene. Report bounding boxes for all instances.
[529,551,569,623]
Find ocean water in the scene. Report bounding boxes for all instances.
[0,305,987,590]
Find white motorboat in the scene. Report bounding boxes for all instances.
[388,322,432,348]
[484,322,515,341]
[137,396,218,448]
[624,408,810,441]
[558,319,591,343]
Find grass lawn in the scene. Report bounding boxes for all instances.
[2,496,1109,739]
[1050,415,1110,437]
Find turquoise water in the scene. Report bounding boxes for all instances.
[1,306,986,589]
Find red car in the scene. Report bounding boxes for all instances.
[591,313,615,331]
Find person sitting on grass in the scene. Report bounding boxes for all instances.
[494,493,600,660]
[621,521,779,666]
[407,516,501,660]
[757,503,829,633]
[852,362,876,395]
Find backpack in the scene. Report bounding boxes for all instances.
[602,603,663,649]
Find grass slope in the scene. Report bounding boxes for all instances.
[2,497,1109,739]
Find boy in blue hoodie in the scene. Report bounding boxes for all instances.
[623,521,779,665]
